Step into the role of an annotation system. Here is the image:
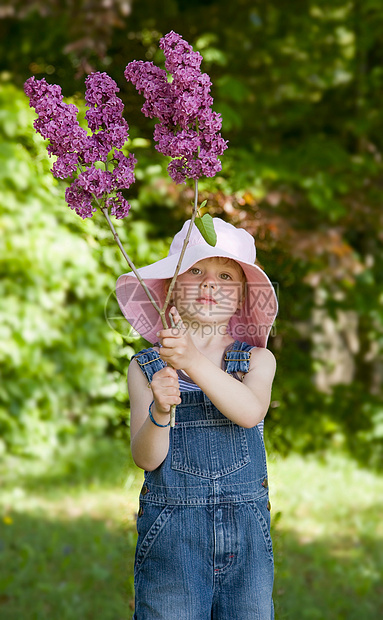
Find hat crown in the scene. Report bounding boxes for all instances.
[168,218,256,263]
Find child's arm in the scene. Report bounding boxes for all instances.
[157,315,276,429]
[128,359,181,471]
[162,345,275,428]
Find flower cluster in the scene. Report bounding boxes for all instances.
[24,76,88,179]
[24,72,136,219]
[83,72,129,164]
[125,31,227,184]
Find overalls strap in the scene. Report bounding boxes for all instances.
[132,348,166,383]
[224,340,254,375]
[133,340,255,384]
[133,339,268,507]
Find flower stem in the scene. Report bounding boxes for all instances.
[82,159,161,316]
[164,178,199,427]
[101,178,200,430]
[101,206,161,315]
[162,178,199,315]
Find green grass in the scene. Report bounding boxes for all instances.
[0,440,382,619]
[0,438,143,620]
[269,453,383,619]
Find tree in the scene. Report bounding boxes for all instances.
[1,0,382,464]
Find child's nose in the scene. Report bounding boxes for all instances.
[201,279,217,289]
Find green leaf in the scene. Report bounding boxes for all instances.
[194,213,217,246]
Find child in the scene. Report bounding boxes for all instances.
[116,218,278,619]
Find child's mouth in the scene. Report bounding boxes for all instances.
[195,297,217,305]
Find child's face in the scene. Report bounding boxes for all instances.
[171,257,245,326]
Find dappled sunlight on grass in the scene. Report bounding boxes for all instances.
[1,510,136,619]
[268,453,383,619]
[269,452,383,539]
[0,437,140,493]
[1,442,382,619]
[0,438,142,619]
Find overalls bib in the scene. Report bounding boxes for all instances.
[132,341,274,620]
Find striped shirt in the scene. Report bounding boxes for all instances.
[176,353,265,440]
[153,341,248,388]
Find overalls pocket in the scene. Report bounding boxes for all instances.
[135,503,176,572]
[171,419,250,479]
[247,497,274,561]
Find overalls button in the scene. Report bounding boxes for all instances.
[141,485,149,495]
[262,478,268,488]
[267,501,271,511]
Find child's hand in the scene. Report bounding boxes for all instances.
[151,366,181,414]
[157,307,199,371]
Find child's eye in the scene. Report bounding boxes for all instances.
[219,273,233,280]
[190,267,202,275]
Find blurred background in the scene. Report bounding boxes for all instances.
[0,0,382,618]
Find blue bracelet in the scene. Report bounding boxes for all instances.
[148,401,170,428]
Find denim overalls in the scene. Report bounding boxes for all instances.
[132,341,274,620]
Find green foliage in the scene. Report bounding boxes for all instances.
[0,0,382,465]
[194,212,217,246]
[0,80,169,458]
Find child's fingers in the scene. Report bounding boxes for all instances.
[154,394,182,413]
[157,308,185,341]
[153,367,178,380]
[157,328,183,342]
[169,306,184,329]
[151,367,181,412]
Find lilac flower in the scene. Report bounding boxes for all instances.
[24,76,88,178]
[112,150,137,189]
[84,72,129,161]
[106,192,131,219]
[24,72,136,220]
[65,182,96,219]
[52,152,80,179]
[82,134,110,165]
[124,61,174,123]
[76,167,113,199]
[84,71,121,107]
[125,31,227,184]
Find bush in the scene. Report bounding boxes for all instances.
[0,81,167,457]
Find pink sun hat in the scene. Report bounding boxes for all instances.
[116,218,278,347]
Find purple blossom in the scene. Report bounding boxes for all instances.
[106,192,131,219]
[84,72,120,107]
[85,99,125,132]
[167,158,191,184]
[77,167,114,199]
[82,73,131,171]
[65,182,96,219]
[160,31,203,74]
[112,150,137,188]
[125,31,227,184]
[153,125,200,159]
[24,76,88,177]
[82,134,110,165]
[124,61,174,123]
[84,72,128,160]
[25,72,136,220]
[52,152,79,179]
